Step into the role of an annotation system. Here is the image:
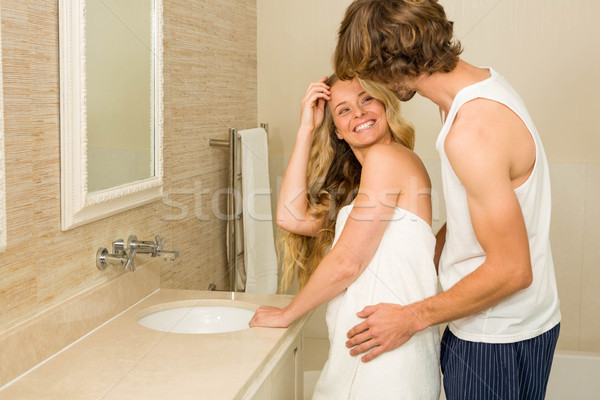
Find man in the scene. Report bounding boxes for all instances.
[334,1,561,399]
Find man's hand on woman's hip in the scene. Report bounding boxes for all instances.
[345,302,428,362]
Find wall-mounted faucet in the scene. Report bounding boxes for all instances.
[125,235,179,270]
[96,235,179,271]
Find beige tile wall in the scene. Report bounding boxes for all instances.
[549,164,587,349]
[550,162,600,352]
[581,164,600,351]
[0,0,256,345]
[0,260,161,386]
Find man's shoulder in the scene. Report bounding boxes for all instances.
[447,98,524,153]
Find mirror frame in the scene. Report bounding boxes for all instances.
[0,11,6,252]
[59,0,164,230]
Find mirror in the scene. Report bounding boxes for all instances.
[86,0,155,192]
[59,0,163,230]
[0,18,6,252]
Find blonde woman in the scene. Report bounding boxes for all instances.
[249,75,440,399]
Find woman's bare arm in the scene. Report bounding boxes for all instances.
[276,78,330,236]
[251,144,416,327]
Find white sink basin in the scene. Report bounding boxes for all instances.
[138,304,256,334]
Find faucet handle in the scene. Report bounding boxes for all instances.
[155,235,166,252]
[126,235,138,252]
[124,249,137,271]
[151,235,178,261]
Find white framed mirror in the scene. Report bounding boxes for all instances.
[59,0,163,230]
[0,11,7,252]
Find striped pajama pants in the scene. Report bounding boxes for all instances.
[440,324,560,400]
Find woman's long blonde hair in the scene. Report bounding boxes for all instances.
[278,75,415,292]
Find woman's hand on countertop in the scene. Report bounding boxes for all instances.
[249,305,293,328]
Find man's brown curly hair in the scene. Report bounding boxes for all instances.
[335,0,462,83]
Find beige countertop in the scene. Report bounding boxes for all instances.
[0,289,308,399]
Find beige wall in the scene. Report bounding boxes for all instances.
[0,0,256,335]
[258,0,600,351]
[0,5,5,253]
[259,0,600,163]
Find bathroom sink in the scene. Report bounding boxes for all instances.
[138,303,256,334]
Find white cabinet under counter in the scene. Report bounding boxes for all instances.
[247,331,303,399]
[0,289,310,400]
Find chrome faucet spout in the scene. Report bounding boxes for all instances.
[159,250,179,261]
[127,235,156,254]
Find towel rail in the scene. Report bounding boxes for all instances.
[208,139,229,147]
[209,123,269,292]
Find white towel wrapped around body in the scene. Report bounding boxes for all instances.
[312,205,441,400]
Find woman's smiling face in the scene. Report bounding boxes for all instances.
[328,79,391,149]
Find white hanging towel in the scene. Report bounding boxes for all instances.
[238,128,278,294]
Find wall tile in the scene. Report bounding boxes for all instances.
[0,0,256,359]
[0,261,160,385]
[580,163,600,351]
[549,163,587,350]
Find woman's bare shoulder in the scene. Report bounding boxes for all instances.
[365,143,429,179]
[358,143,432,223]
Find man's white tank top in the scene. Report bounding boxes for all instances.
[436,67,561,343]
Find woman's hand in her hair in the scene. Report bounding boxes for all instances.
[299,77,331,134]
[249,305,293,328]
